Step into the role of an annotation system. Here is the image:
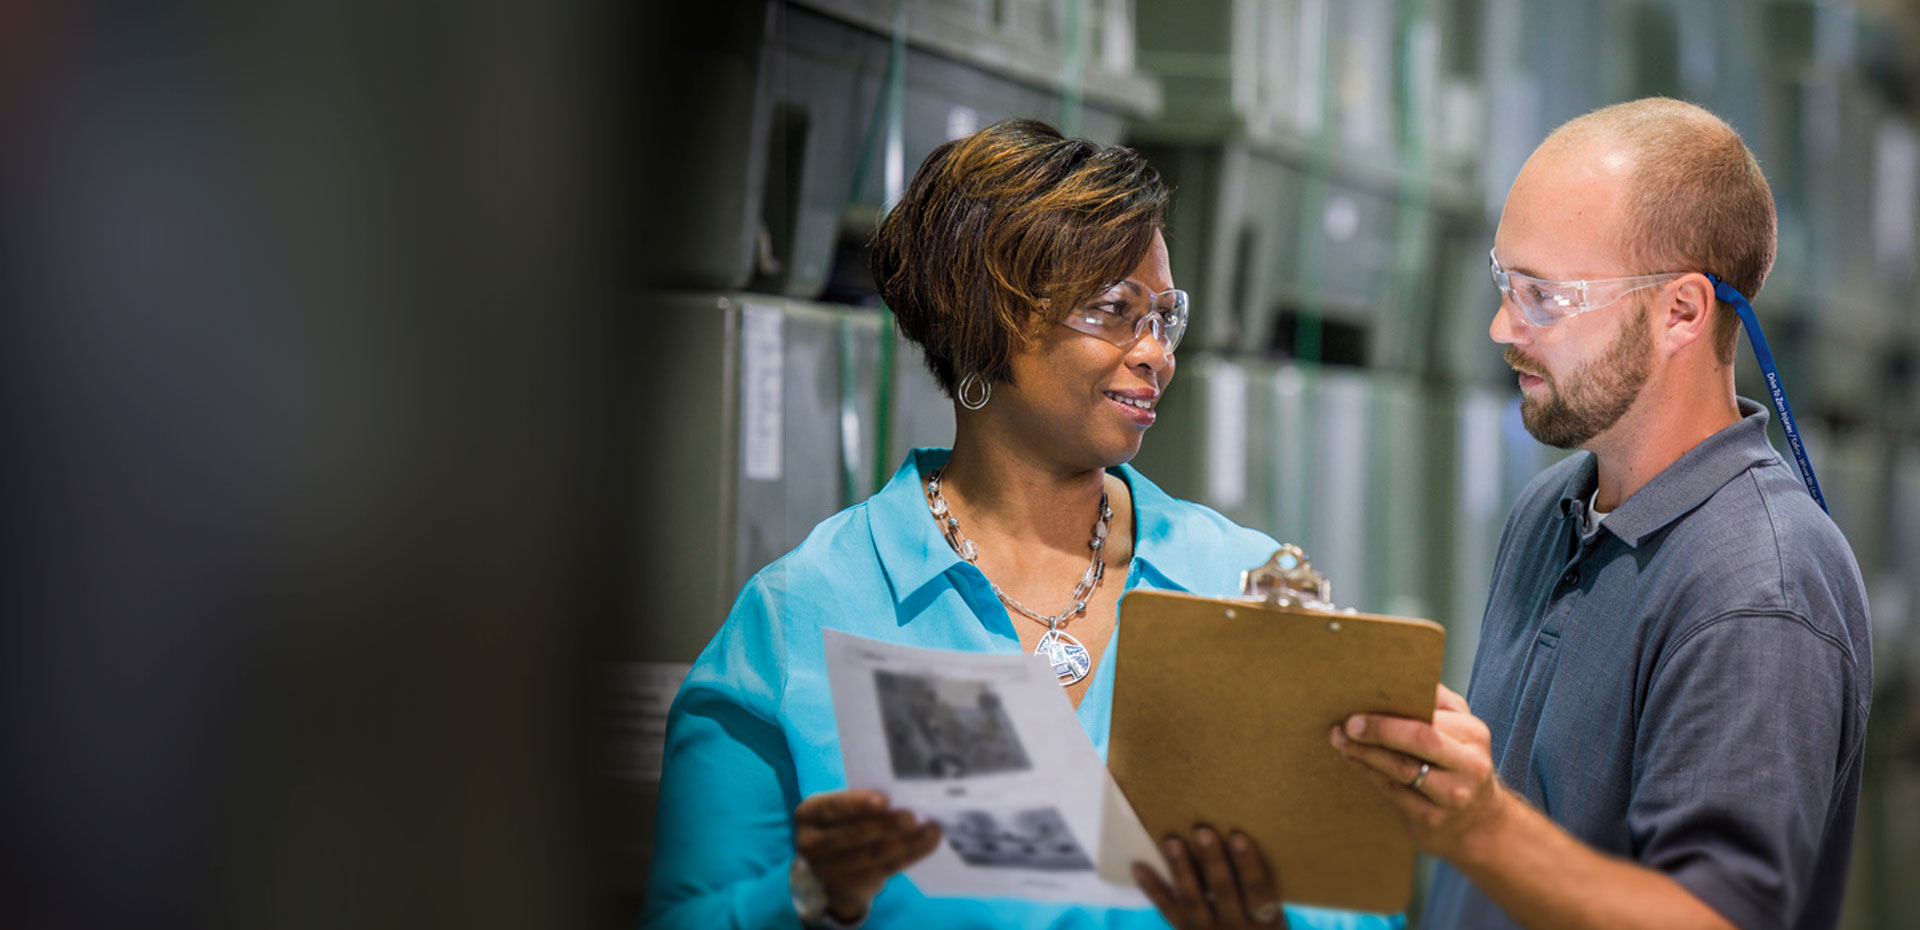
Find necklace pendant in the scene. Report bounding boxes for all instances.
[1035,628,1092,685]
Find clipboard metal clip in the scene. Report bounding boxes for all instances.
[1239,544,1334,610]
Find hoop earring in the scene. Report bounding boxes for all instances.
[956,372,991,410]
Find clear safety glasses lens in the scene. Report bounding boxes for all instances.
[1062,285,1189,353]
[1488,249,1680,327]
[1489,250,1580,327]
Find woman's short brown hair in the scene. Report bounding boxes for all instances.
[869,118,1169,395]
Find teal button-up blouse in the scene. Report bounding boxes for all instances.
[642,449,1403,930]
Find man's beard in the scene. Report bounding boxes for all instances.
[1506,305,1652,449]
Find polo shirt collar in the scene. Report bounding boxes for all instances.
[867,449,1190,606]
[1560,397,1781,548]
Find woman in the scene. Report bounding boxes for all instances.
[642,119,1399,930]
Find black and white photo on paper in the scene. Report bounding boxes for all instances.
[937,806,1095,871]
[822,630,1159,906]
[875,669,1031,779]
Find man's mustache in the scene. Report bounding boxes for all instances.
[1504,346,1547,379]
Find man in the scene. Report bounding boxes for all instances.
[1330,97,1872,929]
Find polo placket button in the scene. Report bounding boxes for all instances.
[1561,568,1580,587]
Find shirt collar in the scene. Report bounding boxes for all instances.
[1114,460,1183,586]
[866,449,1187,605]
[867,448,962,606]
[1559,397,1781,548]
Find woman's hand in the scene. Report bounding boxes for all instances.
[1132,825,1287,929]
[792,789,943,923]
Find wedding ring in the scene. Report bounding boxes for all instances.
[1408,762,1431,791]
[1251,901,1283,924]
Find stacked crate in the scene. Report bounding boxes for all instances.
[1122,0,1487,685]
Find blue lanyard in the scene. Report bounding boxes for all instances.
[1707,274,1828,513]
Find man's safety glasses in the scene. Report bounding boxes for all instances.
[1489,248,1684,327]
[1060,281,1189,353]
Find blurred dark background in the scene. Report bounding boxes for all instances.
[3,2,648,928]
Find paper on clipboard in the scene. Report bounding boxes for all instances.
[823,630,1168,907]
[1107,547,1446,913]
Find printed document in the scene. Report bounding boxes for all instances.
[822,629,1166,906]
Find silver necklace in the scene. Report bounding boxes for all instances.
[925,467,1109,685]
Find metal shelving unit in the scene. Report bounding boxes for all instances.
[637,1,1920,922]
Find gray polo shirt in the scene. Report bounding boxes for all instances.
[1422,398,1872,930]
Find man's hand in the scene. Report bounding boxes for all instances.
[1328,683,1512,862]
[792,789,942,923]
[1132,825,1287,929]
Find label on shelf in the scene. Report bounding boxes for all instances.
[1207,362,1249,509]
[741,303,785,481]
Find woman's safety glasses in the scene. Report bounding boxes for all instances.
[1060,281,1189,353]
[1489,248,1683,327]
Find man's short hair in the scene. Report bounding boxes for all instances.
[1549,97,1777,364]
[869,119,1168,395]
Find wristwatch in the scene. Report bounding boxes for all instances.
[789,855,866,929]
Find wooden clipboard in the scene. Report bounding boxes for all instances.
[1107,547,1445,913]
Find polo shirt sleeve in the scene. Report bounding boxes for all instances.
[1628,610,1854,930]
[640,577,804,930]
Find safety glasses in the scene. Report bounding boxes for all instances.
[1059,281,1189,353]
[1481,246,1831,514]
[1489,248,1683,327]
